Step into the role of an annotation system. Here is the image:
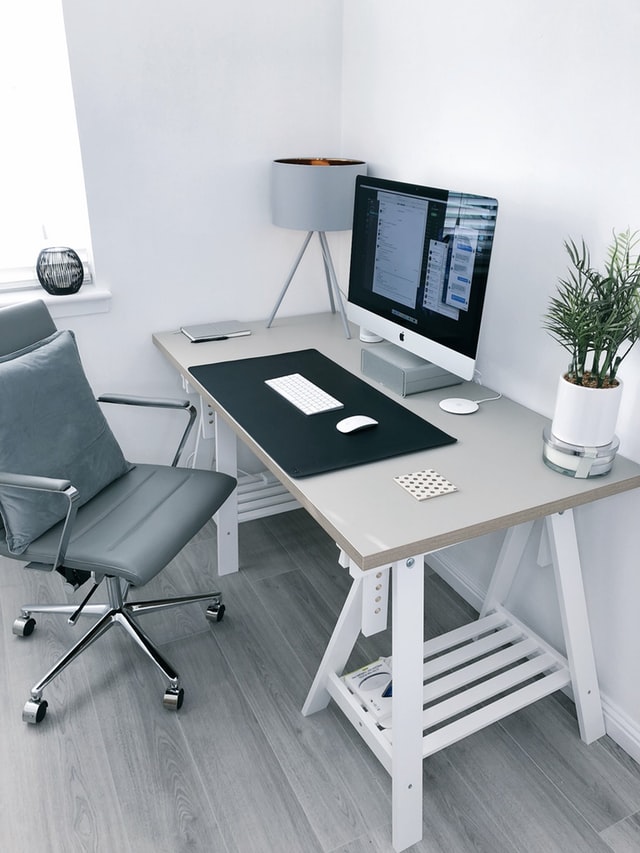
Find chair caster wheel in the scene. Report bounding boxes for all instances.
[163,687,184,710]
[206,602,225,623]
[13,615,36,637]
[23,698,48,724]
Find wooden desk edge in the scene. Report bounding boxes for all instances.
[338,471,640,570]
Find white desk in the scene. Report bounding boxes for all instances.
[153,313,640,852]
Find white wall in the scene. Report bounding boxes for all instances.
[60,0,346,463]
[342,0,640,757]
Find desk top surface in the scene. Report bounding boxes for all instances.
[153,313,640,570]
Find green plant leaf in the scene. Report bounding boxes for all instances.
[543,229,640,385]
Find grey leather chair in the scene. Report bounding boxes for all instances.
[0,300,236,724]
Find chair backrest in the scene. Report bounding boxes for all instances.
[0,300,57,357]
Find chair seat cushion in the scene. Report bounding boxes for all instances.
[2,464,237,586]
[0,330,133,554]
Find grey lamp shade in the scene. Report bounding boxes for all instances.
[271,158,367,232]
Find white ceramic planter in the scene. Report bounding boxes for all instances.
[550,374,623,447]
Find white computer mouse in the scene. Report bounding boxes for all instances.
[438,397,479,415]
[336,415,379,434]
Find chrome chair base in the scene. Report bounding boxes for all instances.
[14,575,223,724]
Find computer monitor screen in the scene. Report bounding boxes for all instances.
[346,175,498,381]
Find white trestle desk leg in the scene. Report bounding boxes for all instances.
[303,554,390,715]
[546,510,605,743]
[302,575,364,715]
[214,412,239,575]
[391,556,425,852]
[480,521,535,618]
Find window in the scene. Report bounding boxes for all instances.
[0,0,92,290]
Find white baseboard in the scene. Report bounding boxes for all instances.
[601,696,640,765]
[426,552,640,766]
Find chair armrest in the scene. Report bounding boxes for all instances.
[0,471,73,492]
[97,394,192,410]
[0,471,79,572]
[97,395,197,467]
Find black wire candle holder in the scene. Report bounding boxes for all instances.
[36,247,84,295]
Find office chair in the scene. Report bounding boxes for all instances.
[0,299,237,724]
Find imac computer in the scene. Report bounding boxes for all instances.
[346,175,498,392]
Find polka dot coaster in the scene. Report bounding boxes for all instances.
[393,469,458,501]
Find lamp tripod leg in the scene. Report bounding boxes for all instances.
[318,231,351,340]
[266,230,314,328]
[320,240,337,314]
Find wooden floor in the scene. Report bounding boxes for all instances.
[1,508,640,853]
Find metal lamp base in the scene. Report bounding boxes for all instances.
[266,230,351,339]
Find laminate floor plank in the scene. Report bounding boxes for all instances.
[228,509,389,684]
[261,511,481,678]
[247,566,360,681]
[600,812,640,852]
[263,509,350,589]
[330,741,564,853]
[63,628,228,853]
[236,513,306,583]
[500,695,640,833]
[335,749,527,853]
[170,629,325,853]
[206,568,393,851]
[0,571,134,853]
[443,724,614,853]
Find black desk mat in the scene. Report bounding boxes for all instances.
[189,349,456,477]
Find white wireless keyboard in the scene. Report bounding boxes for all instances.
[264,373,344,416]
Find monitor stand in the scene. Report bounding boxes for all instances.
[360,341,463,397]
[359,327,384,343]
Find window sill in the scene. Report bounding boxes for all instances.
[0,284,111,319]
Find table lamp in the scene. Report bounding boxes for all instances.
[267,157,367,338]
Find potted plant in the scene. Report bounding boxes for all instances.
[543,228,640,456]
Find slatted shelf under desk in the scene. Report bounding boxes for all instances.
[326,606,571,774]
